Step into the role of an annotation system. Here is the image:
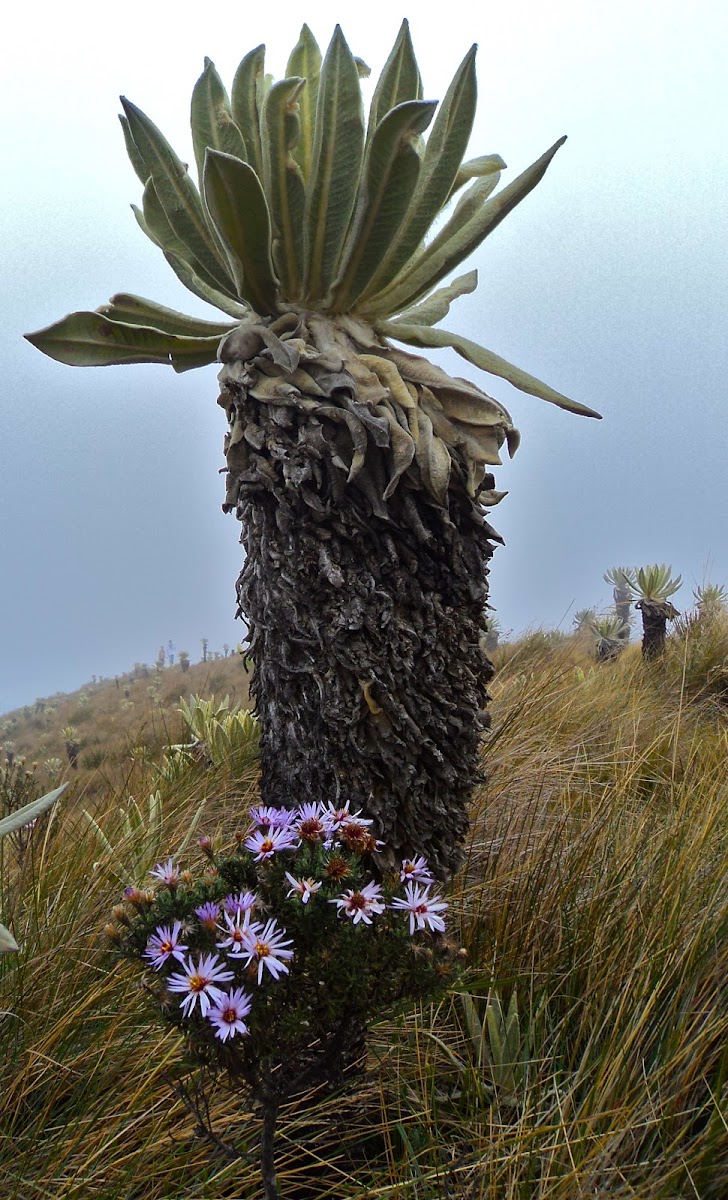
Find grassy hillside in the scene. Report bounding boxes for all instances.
[1,622,727,1198]
[0,653,252,800]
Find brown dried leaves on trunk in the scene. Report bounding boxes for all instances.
[217,313,503,877]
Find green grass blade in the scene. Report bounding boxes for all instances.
[303,25,365,302]
[203,149,279,315]
[332,99,436,309]
[231,44,266,180]
[286,24,321,181]
[25,311,221,371]
[360,45,479,302]
[190,57,247,184]
[367,19,422,140]
[120,97,236,296]
[377,321,601,418]
[263,77,307,299]
[80,809,115,857]
[368,137,566,315]
[96,294,235,337]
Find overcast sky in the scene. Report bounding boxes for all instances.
[1,0,726,713]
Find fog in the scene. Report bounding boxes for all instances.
[1,0,726,711]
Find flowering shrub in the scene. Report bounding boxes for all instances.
[109,801,461,1118]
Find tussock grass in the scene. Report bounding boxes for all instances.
[1,637,726,1197]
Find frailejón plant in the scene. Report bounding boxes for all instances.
[26,22,599,875]
[628,564,681,660]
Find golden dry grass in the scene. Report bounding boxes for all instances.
[1,629,726,1198]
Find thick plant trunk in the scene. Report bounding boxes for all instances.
[597,637,622,662]
[613,589,632,640]
[217,320,501,879]
[637,600,671,660]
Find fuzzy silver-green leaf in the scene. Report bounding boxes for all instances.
[368,137,566,316]
[263,77,307,298]
[303,25,365,301]
[191,57,247,183]
[332,99,437,309]
[25,312,221,371]
[377,321,601,418]
[286,25,321,180]
[203,149,278,314]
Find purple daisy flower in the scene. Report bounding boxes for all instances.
[244,827,299,861]
[399,856,435,885]
[167,953,234,1017]
[143,919,188,970]
[284,872,322,904]
[390,883,448,935]
[330,881,385,925]
[222,890,258,919]
[239,917,294,984]
[207,987,252,1041]
[194,900,220,931]
[149,857,180,887]
[294,802,334,845]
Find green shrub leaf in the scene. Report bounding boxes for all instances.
[383,270,478,328]
[96,294,235,337]
[361,45,479,303]
[0,784,67,841]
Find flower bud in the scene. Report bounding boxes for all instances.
[123,887,148,910]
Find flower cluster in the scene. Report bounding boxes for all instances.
[109,801,456,1062]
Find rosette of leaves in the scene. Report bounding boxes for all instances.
[591,614,629,662]
[694,583,728,622]
[603,566,634,639]
[572,607,597,635]
[27,22,599,876]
